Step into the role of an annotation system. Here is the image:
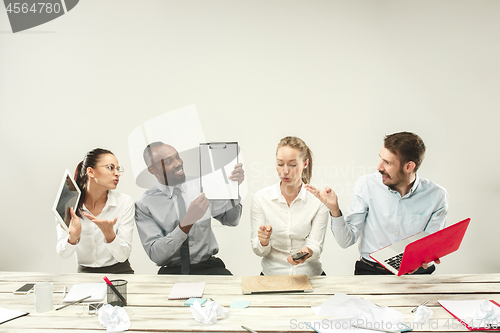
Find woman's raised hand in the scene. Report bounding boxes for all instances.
[258,225,272,246]
[82,212,117,243]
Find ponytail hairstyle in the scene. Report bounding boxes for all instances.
[277,136,313,184]
[74,148,114,217]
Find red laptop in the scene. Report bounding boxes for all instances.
[370,218,471,276]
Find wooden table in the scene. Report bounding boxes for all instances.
[1,272,499,332]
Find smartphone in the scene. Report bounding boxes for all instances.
[291,252,309,261]
[13,283,35,295]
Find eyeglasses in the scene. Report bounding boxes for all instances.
[97,164,124,173]
[76,302,104,316]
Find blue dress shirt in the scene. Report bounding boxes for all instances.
[331,172,448,262]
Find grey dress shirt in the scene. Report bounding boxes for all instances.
[135,178,241,267]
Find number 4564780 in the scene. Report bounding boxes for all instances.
[5,3,62,14]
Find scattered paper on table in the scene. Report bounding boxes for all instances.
[98,304,130,332]
[230,300,250,308]
[191,300,229,325]
[168,282,205,300]
[185,298,207,306]
[438,299,500,330]
[63,283,106,303]
[0,307,29,325]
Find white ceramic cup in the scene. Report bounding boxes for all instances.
[26,282,53,312]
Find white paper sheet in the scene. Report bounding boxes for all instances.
[0,307,28,325]
[63,283,107,303]
[439,300,500,330]
[200,143,238,200]
[168,282,206,300]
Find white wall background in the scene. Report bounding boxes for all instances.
[1,0,499,276]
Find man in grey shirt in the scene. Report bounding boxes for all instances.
[135,142,244,275]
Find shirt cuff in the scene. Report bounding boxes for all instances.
[307,245,320,261]
[171,225,189,243]
[254,239,271,256]
[58,237,77,255]
[105,234,123,253]
[65,237,78,247]
[331,214,346,226]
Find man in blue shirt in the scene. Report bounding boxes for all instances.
[306,132,448,275]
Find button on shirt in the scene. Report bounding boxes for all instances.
[56,190,135,267]
[251,183,330,276]
[135,178,242,267]
[331,173,448,262]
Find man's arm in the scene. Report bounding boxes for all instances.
[211,199,242,226]
[134,202,186,266]
[306,182,368,249]
[413,188,448,272]
[424,190,449,233]
[331,203,368,248]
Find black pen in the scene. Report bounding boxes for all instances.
[103,276,127,306]
[56,295,91,311]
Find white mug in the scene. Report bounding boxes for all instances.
[26,282,53,312]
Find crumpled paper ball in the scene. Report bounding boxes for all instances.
[190,300,229,325]
[98,304,131,332]
[414,305,434,324]
[476,300,500,320]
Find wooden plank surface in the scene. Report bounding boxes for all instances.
[242,274,313,294]
[1,272,500,332]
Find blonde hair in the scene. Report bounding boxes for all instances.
[277,136,313,184]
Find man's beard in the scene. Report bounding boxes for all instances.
[380,169,405,189]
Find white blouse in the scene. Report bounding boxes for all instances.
[251,183,329,276]
[56,190,135,268]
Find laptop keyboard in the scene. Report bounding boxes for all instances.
[385,253,404,270]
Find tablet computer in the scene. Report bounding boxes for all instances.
[52,169,81,232]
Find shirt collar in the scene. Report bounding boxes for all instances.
[384,174,421,198]
[272,182,307,204]
[106,190,118,207]
[157,182,184,198]
[409,174,421,195]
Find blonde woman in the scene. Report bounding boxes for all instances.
[251,136,329,276]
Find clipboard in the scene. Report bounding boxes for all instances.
[199,142,239,200]
[439,300,500,331]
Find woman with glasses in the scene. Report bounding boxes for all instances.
[56,148,135,274]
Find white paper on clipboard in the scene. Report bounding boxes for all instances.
[199,142,239,200]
